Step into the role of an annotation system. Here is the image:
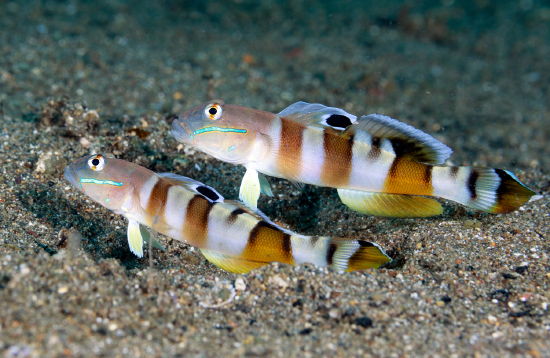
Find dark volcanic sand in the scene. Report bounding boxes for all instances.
[0,1,549,357]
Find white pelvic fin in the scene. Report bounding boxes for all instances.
[127,220,144,258]
[278,101,357,130]
[239,168,261,208]
[139,224,165,251]
[258,173,274,197]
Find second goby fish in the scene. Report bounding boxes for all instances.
[172,100,538,217]
[64,154,390,273]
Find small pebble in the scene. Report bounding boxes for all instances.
[268,275,288,290]
[234,277,246,291]
[79,137,92,148]
[463,220,482,229]
[354,317,373,328]
[83,110,99,122]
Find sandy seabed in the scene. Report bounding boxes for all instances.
[0,1,549,357]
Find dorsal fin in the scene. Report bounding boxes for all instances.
[340,114,452,164]
[157,173,224,203]
[278,102,357,130]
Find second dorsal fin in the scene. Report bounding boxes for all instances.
[341,114,452,164]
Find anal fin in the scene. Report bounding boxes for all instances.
[239,168,261,208]
[200,249,267,274]
[337,189,443,218]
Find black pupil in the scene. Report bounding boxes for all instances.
[208,107,217,115]
[92,158,100,166]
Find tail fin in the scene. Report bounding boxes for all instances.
[329,238,391,272]
[490,169,538,214]
[444,167,537,214]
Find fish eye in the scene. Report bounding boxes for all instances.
[204,103,223,120]
[87,154,105,171]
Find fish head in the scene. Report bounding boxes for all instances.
[65,154,136,210]
[172,100,266,164]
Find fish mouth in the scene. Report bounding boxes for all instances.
[171,120,193,142]
[64,165,79,189]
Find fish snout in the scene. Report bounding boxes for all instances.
[172,120,193,141]
[64,165,79,188]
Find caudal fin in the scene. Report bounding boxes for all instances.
[443,167,537,214]
[489,169,538,213]
[328,238,391,272]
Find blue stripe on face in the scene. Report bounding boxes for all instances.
[192,127,247,138]
[79,178,124,188]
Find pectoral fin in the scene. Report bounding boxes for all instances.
[200,249,266,274]
[337,189,443,218]
[127,220,144,258]
[139,225,165,251]
[239,168,261,208]
[127,221,165,258]
[258,173,274,197]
